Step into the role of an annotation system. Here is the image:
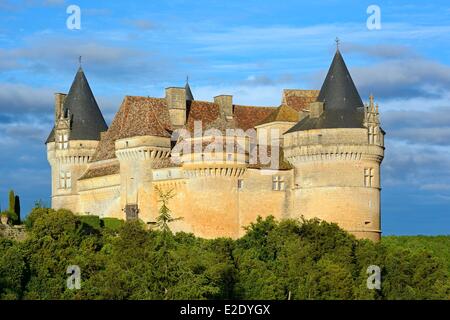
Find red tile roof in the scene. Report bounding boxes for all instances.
[282,89,319,111]
[233,105,275,130]
[79,161,120,180]
[91,96,172,162]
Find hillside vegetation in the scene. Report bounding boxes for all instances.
[1,207,449,300]
[382,235,450,272]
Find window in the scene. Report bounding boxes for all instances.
[60,171,72,189]
[227,153,233,161]
[374,127,379,144]
[57,133,69,149]
[238,179,243,190]
[364,168,374,187]
[368,126,374,144]
[272,175,285,191]
[368,126,379,144]
[317,134,323,144]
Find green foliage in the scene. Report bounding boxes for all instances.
[155,187,182,233]
[23,207,54,229]
[101,218,124,232]
[1,210,18,225]
[3,190,20,225]
[8,190,15,213]
[14,195,21,224]
[79,215,102,231]
[382,236,450,273]
[1,210,449,300]
[0,239,27,299]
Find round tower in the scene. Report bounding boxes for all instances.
[283,49,385,241]
[46,67,108,212]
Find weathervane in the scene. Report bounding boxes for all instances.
[335,37,340,50]
[78,55,82,67]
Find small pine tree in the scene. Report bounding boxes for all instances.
[155,186,182,233]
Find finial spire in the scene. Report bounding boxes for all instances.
[335,37,340,50]
[186,75,189,84]
[369,94,376,112]
[78,55,82,68]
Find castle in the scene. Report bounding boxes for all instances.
[46,48,385,241]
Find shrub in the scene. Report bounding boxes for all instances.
[79,215,102,231]
[101,218,124,232]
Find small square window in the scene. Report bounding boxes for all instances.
[272,175,285,191]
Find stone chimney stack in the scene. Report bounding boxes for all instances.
[54,93,67,120]
[214,95,233,119]
[165,87,187,127]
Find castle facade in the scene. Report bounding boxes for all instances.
[46,49,385,241]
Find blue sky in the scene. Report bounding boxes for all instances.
[1,0,450,235]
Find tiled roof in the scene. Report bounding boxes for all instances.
[90,96,172,162]
[185,100,220,132]
[258,104,299,125]
[282,89,319,111]
[89,96,277,168]
[233,105,275,131]
[79,161,120,180]
[185,101,275,132]
[247,145,292,170]
[152,157,182,169]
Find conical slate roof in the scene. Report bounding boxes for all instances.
[46,67,108,143]
[185,80,194,101]
[286,49,364,133]
[317,49,363,111]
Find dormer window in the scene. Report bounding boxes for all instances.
[58,133,69,149]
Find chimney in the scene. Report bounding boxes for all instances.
[54,93,67,120]
[214,95,233,119]
[165,87,187,127]
[309,102,324,118]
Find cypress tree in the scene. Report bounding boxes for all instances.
[14,195,21,224]
[8,190,15,213]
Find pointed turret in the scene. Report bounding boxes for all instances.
[317,49,363,111]
[286,47,364,133]
[63,67,108,140]
[185,77,194,101]
[46,67,108,143]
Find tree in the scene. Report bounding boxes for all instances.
[154,186,182,234]
[8,190,15,213]
[14,195,20,225]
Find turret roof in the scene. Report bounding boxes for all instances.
[286,49,365,133]
[46,67,108,143]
